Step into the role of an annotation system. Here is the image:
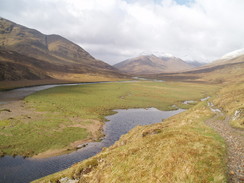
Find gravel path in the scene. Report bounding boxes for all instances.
[205,114,244,183]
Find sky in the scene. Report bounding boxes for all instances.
[0,0,244,64]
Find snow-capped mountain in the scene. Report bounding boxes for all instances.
[114,54,195,74]
[221,48,244,59]
[140,51,175,58]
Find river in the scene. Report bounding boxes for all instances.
[0,83,184,183]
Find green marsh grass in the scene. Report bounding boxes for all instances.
[34,102,227,183]
[0,81,219,157]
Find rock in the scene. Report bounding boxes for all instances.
[77,143,88,149]
[229,171,235,175]
[232,110,241,120]
[59,177,79,183]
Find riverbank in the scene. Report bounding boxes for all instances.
[0,75,126,91]
[34,101,227,183]
[0,81,219,158]
[33,81,244,183]
[0,107,184,183]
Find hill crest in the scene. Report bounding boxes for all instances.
[114,54,195,74]
[0,17,123,82]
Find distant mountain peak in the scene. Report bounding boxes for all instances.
[140,51,175,58]
[114,54,195,74]
[221,48,244,60]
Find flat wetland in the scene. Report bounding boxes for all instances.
[0,81,219,158]
[2,80,238,183]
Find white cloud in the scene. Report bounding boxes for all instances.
[0,0,244,64]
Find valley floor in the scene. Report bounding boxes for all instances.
[0,81,218,157]
[0,80,243,183]
[32,82,243,183]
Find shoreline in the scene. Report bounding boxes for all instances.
[0,91,208,159]
[0,99,105,159]
[0,77,129,91]
[32,120,105,159]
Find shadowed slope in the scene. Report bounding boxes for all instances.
[0,17,124,83]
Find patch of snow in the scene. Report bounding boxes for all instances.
[140,51,175,58]
[221,48,244,60]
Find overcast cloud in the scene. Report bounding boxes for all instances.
[0,0,244,64]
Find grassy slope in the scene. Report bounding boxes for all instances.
[0,81,218,157]
[34,102,227,183]
[212,82,244,128]
[197,62,244,128]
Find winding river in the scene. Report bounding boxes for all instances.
[0,82,185,183]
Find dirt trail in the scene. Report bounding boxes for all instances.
[205,114,244,183]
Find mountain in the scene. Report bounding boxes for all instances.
[148,51,244,83]
[186,48,244,72]
[0,49,51,80]
[186,60,205,67]
[114,54,195,74]
[221,48,244,60]
[0,17,123,82]
[140,51,175,58]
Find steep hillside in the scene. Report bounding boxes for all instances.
[0,18,123,84]
[0,18,93,64]
[114,54,195,74]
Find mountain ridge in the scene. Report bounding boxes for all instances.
[114,54,195,74]
[221,48,244,60]
[0,17,123,83]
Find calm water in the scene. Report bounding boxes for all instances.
[0,108,184,183]
[0,83,184,183]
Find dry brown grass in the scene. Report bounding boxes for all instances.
[33,102,227,183]
[212,83,244,128]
